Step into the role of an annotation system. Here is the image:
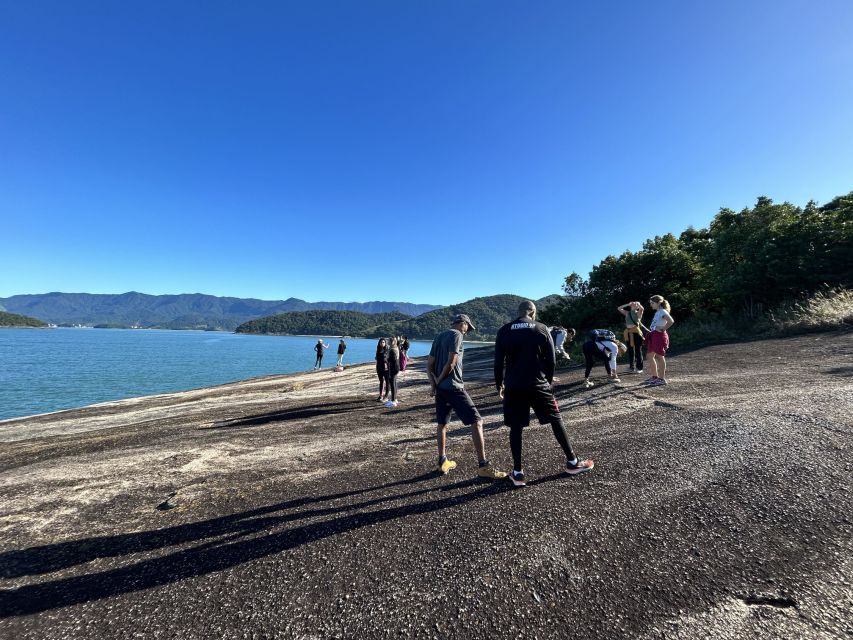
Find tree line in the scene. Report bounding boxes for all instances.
[235,310,411,337]
[540,192,853,332]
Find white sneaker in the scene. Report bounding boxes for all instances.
[384,400,395,408]
[584,379,594,388]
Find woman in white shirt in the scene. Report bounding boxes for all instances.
[645,295,675,386]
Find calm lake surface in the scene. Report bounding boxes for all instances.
[0,328,453,421]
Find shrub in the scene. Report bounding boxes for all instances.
[769,287,853,333]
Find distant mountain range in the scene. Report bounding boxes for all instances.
[0,292,443,331]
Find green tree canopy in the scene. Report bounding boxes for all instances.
[542,190,853,333]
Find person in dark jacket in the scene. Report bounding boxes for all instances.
[494,300,595,487]
[375,338,390,401]
[314,339,330,369]
[336,339,347,367]
[385,337,402,407]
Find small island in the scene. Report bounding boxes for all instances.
[0,311,48,328]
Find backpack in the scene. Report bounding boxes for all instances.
[589,329,616,343]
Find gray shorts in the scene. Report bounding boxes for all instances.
[435,387,481,426]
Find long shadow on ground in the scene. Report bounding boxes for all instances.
[0,471,549,617]
[202,398,379,429]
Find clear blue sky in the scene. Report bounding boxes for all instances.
[2,1,851,305]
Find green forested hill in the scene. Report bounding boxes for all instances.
[372,294,558,340]
[235,310,411,336]
[0,311,48,327]
[235,294,557,340]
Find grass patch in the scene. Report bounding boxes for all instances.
[769,287,853,334]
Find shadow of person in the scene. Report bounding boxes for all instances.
[0,474,511,617]
[1,471,440,580]
[203,398,379,429]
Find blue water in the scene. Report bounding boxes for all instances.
[0,328,441,421]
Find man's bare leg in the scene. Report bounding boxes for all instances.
[437,423,448,459]
[471,420,506,479]
[437,423,457,474]
[470,419,487,463]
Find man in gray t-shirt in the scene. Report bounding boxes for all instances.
[427,314,506,480]
[428,328,465,390]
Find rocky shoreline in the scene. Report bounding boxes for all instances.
[0,332,851,639]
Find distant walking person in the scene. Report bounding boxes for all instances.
[617,301,645,373]
[336,339,347,366]
[314,339,330,369]
[375,338,390,401]
[645,295,675,386]
[495,301,594,487]
[427,314,506,480]
[385,337,402,408]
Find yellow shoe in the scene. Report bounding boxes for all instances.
[477,463,507,480]
[439,458,457,474]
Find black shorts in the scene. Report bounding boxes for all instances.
[503,387,561,428]
[435,387,481,426]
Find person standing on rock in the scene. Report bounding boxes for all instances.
[617,301,645,374]
[645,295,675,386]
[494,300,594,487]
[400,336,410,372]
[336,339,347,367]
[427,314,506,480]
[385,337,401,408]
[376,338,390,401]
[314,339,330,369]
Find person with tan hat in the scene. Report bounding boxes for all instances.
[427,313,506,480]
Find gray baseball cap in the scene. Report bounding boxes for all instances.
[451,313,475,331]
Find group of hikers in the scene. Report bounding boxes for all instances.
[310,294,674,486]
[375,335,411,408]
[577,295,675,387]
[422,295,673,487]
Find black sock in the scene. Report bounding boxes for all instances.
[478,459,489,468]
[438,455,447,464]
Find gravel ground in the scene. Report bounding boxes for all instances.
[0,330,851,639]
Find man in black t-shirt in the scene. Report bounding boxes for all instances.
[336,339,347,366]
[494,301,594,487]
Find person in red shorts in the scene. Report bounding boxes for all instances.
[645,295,675,386]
